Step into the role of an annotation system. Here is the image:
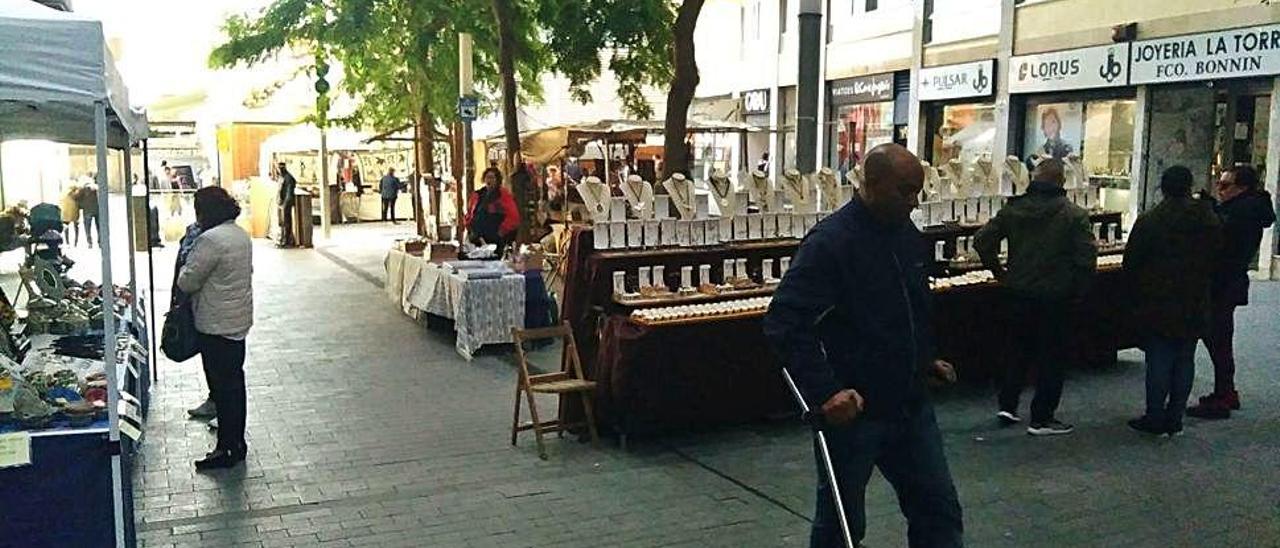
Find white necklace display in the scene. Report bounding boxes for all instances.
[1064,154,1085,190]
[941,160,964,199]
[630,296,773,324]
[922,161,942,202]
[782,169,809,206]
[1003,156,1029,195]
[847,164,865,189]
[577,176,610,221]
[971,156,994,197]
[621,174,655,218]
[707,169,734,208]
[817,168,841,211]
[747,169,772,207]
[663,173,696,220]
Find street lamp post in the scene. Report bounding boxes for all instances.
[796,0,822,174]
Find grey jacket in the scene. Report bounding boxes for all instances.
[178,221,254,337]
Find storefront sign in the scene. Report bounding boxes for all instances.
[1131,24,1280,85]
[1009,44,1130,94]
[830,73,894,106]
[742,89,771,115]
[919,60,995,101]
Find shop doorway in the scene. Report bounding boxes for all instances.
[1212,82,1272,181]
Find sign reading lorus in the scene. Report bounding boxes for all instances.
[1009,44,1130,94]
[918,60,995,101]
[1131,24,1280,85]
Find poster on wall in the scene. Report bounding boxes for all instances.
[1131,24,1280,85]
[1024,102,1085,162]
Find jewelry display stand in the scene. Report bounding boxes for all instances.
[817,168,841,212]
[782,170,816,214]
[1002,156,1029,195]
[708,169,736,217]
[971,155,995,197]
[621,174,655,220]
[663,174,697,220]
[578,176,612,222]
[746,170,773,211]
[940,160,964,200]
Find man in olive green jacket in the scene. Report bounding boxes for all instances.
[974,159,1097,436]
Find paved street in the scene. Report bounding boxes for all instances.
[135,224,1280,548]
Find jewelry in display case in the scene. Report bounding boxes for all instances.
[748,214,763,240]
[660,219,678,246]
[680,266,695,294]
[818,168,841,212]
[676,220,693,247]
[708,169,736,216]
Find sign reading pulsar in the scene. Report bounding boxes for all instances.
[918,60,995,101]
[1131,24,1280,84]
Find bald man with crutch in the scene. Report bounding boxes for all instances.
[765,144,965,548]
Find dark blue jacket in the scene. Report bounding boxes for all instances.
[764,197,936,418]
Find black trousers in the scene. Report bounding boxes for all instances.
[200,332,247,452]
[280,203,295,246]
[381,197,397,221]
[82,213,99,246]
[999,295,1071,423]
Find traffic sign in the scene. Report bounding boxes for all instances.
[458,97,479,121]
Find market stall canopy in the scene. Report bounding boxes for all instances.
[258,124,410,179]
[0,0,148,146]
[486,118,761,165]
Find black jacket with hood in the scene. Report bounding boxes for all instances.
[974,180,1097,301]
[1123,196,1222,339]
[1211,189,1276,306]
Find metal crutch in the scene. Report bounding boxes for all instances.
[783,368,857,548]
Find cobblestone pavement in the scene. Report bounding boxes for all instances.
[135,224,1280,547]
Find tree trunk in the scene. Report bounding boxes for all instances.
[492,0,532,245]
[414,106,434,238]
[662,0,705,180]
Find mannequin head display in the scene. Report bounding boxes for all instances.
[622,174,655,218]
[921,161,941,203]
[748,169,772,209]
[577,175,611,221]
[663,172,696,220]
[818,167,841,211]
[972,154,994,196]
[707,169,735,213]
[1003,155,1030,195]
[782,168,808,204]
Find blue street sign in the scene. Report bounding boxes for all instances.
[458,97,479,121]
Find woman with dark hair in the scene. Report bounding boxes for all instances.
[1037,108,1073,160]
[1188,164,1277,419]
[178,187,254,470]
[464,167,521,256]
[1123,166,1221,436]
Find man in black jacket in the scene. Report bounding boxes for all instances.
[974,159,1096,436]
[765,144,963,548]
[277,162,298,247]
[1188,165,1276,419]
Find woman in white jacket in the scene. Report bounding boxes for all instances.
[178,187,254,470]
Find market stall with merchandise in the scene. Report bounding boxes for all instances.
[0,1,154,546]
[559,146,1135,440]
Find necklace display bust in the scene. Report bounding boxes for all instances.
[707,169,735,216]
[972,155,994,197]
[941,159,964,199]
[922,161,942,202]
[662,173,696,220]
[621,174,655,219]
[1003,156,1029,195]
[747,169,772,210]
[577,175,610,222]
[817,168,841,211]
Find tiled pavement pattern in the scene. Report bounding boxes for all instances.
[135,224,1280,547]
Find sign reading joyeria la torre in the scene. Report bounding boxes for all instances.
[1131,24,1280,84]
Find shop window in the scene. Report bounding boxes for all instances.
[928,102,996,167]
[866,0,878,12]
[1023,99,1136,216]
[829,102,894,178]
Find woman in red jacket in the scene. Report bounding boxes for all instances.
[465,167,520,256]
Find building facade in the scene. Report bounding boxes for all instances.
[695,0,1280,276]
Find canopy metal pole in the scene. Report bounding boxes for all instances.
[142,141,157,382]
[123,149,138,313]
[0,132,6,209]
[96,100,125,548]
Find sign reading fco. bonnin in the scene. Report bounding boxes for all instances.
[1131,24,1280,85]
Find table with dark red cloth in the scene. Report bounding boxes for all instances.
[561,225,1136,437]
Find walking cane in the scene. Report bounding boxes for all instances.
[783,368,857,548]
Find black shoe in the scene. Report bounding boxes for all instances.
[1164,423,1184,438]
[1186,402,1231,420]
[996,410,1021,426]
[1127,416,1165,436]
[195,449,243,471]
[1027,420,1074,436]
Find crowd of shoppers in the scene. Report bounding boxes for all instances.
[766,145,1275,546]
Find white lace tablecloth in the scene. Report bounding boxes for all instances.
[386,250,525,360]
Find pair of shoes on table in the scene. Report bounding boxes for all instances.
[1026,420,1074,436]
[1186,391,1238,419]
[195,444,247,471]
[187,399,217,419]
[1128,416,1182,437]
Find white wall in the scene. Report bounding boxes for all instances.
[929,0,1000,45]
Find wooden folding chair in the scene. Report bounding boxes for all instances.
[510,322,600,459]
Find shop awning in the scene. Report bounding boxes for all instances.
[485,118,762,164]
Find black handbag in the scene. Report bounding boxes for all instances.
[161,296,199,362]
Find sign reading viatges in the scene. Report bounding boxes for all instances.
[1131,24,1280,85]
[742,89,771,115]
[1009,44,1130,94]
[918,60,995,101]
[829,73,894,106]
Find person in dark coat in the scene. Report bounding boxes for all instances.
[764,144,963,548]
[1188,165,1276,419]
[974,158,1096,436]
[379,167,403,223]
[277,163,298,247]
[1123,166,1222,436]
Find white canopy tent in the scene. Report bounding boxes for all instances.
[0,2,148,546]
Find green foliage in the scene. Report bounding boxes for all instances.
[535,0,675,120]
